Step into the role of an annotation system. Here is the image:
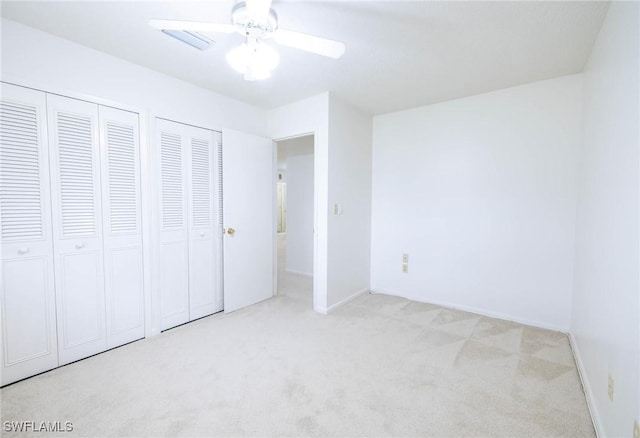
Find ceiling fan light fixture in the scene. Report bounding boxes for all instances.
[231,1,278,39]
[226,39,279,81]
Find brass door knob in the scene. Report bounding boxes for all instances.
[226,227,236,236]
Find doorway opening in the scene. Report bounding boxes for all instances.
[275,135,314,307]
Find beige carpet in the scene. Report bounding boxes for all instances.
[0,236,594,437]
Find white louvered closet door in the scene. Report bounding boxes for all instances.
[157,119,189,330]
[99,106,144,348]
[187,126,221,319]
[0,83,58,386]
[47,94,106,365]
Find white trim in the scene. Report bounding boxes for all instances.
[273,129,327,315]
[154,115,222,135]
[568,333,602,438]
[326,288,369,313]
[272,140,278,298]
[1,76,142,116]
[369,288,569,333]
[138,109,156,339]
[285,269,313,278]
[148,116,162,337]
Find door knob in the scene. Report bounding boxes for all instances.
[200,232,205,237]
[226,228,235,236]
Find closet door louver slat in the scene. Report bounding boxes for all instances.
[191,138,211,228]
[0,102,43,240]
[56,113,96,238]
[161,132,184,230]
[106,121,138,234]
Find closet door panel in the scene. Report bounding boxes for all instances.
[47,94,106,365]
[159,240,189,328]
[99,107,144,348]
[0,83,58,385]
[189,237,215,319]
[157,120,189,330]
[109,247,143,333]
[2,259,50,362]
[59,251,102,346]
[187,129,218,319]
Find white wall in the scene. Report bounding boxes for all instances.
[0,19,266,135]
[281,136,314,276]
[268,94,373,312]
[327,96,373,309]
[268,93,329,312]
[570,2,640,436]
[371,75,583,330]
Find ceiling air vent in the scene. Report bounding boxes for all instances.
[162,30,214,51]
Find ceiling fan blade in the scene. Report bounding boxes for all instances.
[273,29,345,59]
[245,0,273,20]
[149,19,236,34]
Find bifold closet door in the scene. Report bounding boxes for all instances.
[156,118,221,329]
[157,119,190,330]
[187,126,221,319]
[0,83,58,386]
[47,94,107,365]
[99,106,144,348]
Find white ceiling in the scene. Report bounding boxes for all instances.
[1,1,609,115]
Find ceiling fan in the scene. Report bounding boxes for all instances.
[149,0,346,81]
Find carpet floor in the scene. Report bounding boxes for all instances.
[0,236,594,437]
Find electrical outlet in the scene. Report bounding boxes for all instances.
[608,374,614,401]
[402,264,408,273]
[633,419,639,438]
[402,253,409,263]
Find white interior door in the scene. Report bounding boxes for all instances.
[99,106,144,348]
[222,129,275,313]
[0,83,59,385]
[47,94,106,365]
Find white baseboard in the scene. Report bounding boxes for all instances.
[369,288,569,333]
[326,288,370,313]
[568,333,602,437]
[285,269,313,278]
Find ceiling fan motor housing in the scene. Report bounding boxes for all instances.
[231,1,278,39]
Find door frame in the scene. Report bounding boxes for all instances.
[274,131,326,313]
